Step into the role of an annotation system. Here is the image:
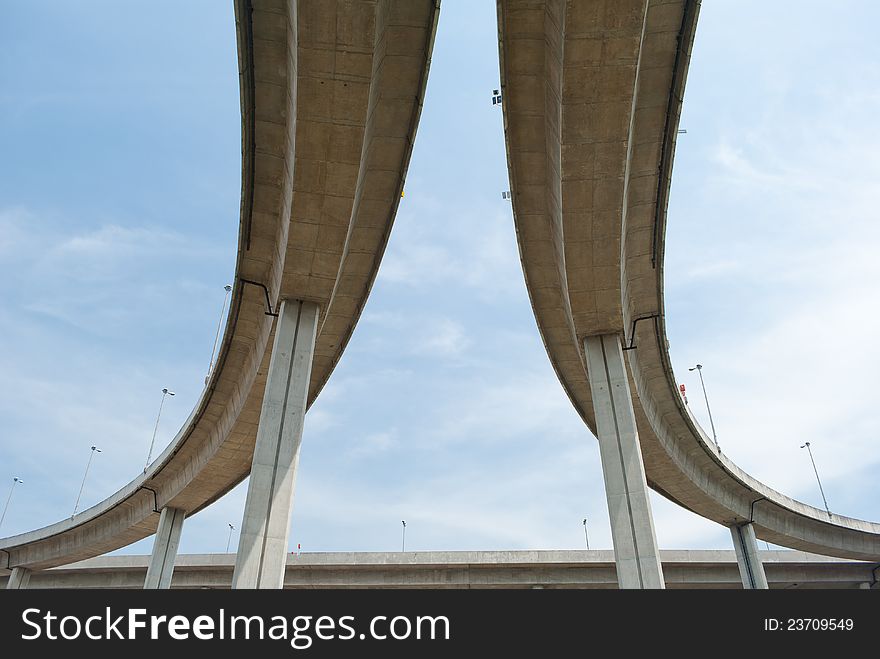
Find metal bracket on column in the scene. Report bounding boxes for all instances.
[622,314,661,351]
[749,497,767,523]
[239,279,280,317]
[139,486,161,514]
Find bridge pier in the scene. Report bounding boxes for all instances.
[6,566,31,589]
[144,506,186,589]
[729,522,768,589]
[584,334,665,589]
[233,299,319,589]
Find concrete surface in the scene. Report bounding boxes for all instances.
[144,506,185,589]
[498,0,880,560]
[3,0,879,581]
[585,334,664,588]
[0,0,439,573]
[5,566,30,590]
[233,299,318,589]
[2,551,875,590]
[730,522,768,589]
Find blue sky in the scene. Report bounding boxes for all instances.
[1,1,878,557]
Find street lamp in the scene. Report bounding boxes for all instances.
[582,518,590,550]
[401,520,406,552]
[144,388,175,472]
[206,284,233,384]
[688,364,720,451]
[0,477,24,532]
[72,446,101,518]
[800,442,831,517]
[226,523,236,553]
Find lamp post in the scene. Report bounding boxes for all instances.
[401,520,406,552]
[0,477,23,531]
[689,364,720,451]
[800,442,831,517]
[206,284,233,384]
[144,388,175,472]
[226,523,236,553]
[582,518,590,550]
[72,446,101,518]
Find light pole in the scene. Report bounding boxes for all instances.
[206,284,233,384]
[689,364,720,451]
[800,442,831,517]
[226,523,236,553]
[72,446,101,518]
[582,518,590,550]
[144,388,175,472]
[401,520,406,552]
[0,477,24,531]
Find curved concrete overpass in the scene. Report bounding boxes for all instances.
[0,0,440,573]
[498,0,880,561]
[5,0,878,589]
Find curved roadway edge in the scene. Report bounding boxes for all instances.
[0,0,440,573]
[499,0,880,560]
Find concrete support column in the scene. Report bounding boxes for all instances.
[144,506,186,589]
[730,522,769,589]
[584,334,665,589]
[6,566,31,589]
[233,299,319,589]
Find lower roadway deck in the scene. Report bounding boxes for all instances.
[3,550,876,589]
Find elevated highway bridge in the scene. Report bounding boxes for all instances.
[3,0,878,590]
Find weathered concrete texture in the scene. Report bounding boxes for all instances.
[562,0,647,339]
[497,0,589,434]
[144,507,185,589]
[500,0,880,560]
[6,566,31,589]
[584,334,663,589]
[4,551,875,590]
[618,0,880,559]
[308,0,440,402]
[0,0,439,573]
[233,299,318,589]
[729,522,768,589]
[0,0,300,571]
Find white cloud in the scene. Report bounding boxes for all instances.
[667,4,880,528]
[411,318,470,357]
[290,436,608,552]
[711,140,780,188]
[0,207,35,255]
[0,207,227,337]
[348,430,398,459]
[380,199,524,300]
[361,311,472,358]
[8,0,880,561]
[680,258,742,282]
[423,369,585,449]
